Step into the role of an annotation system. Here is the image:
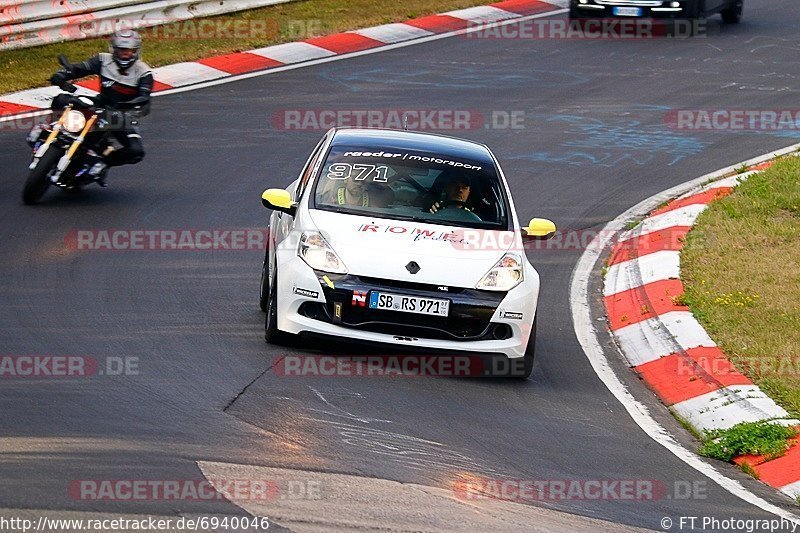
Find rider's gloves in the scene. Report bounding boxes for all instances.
[49,71,69,86]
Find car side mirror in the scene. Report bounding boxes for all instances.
[261,188,297,216]
[523,218,556,240]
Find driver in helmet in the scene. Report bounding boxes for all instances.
[428,175,474,214]
[49,30,153,181]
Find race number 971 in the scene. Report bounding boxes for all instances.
[326,164,389,182]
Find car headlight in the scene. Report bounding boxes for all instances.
[297,231,347,274]
[62,110,87,133]
[476,253,524,291]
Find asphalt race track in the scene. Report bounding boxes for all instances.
[1,1,799,530]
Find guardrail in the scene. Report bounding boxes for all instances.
[0,0,296,51]
[0,1,142,25]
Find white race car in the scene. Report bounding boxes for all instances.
[259,128,555,378]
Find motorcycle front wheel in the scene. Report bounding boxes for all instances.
[22,148,63,205]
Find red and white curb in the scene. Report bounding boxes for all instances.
[0,0,568,121]
[603,156,800,500]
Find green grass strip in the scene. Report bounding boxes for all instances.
[681,156,800,417]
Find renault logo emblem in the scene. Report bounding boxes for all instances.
[405,261,420,274]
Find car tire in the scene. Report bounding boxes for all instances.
[264,265,289,345]
[517,316,537,379]
[259,253,269,312]
[721,0,743,23]
[685,0,707,36]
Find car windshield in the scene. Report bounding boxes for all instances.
[312,145,509,229]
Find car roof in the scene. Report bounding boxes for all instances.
[329,128,496,167]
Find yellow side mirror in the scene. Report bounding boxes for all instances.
[524,218,557,239]
[261,188,296,213]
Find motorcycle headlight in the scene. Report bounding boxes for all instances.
[297,231,347,274]
[476,253,524,291]
[63,110,87,133]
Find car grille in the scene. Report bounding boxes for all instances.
[356,276,465,294]
[299,273,511,342]
[595,0,663,5]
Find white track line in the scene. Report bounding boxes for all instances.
[570,142,800,521]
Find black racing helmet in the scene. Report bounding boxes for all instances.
[109,30,142,70]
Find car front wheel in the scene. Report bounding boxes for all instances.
[721,0,743,23]
[259,256,269,312]
[518,316,537,379]
[264,266,289,345]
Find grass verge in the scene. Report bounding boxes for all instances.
[698,421,796,462]
[0,0,501,95]
[681,156,800,417]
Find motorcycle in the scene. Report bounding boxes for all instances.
[22,55,145,205]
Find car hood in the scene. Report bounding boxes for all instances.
[307,210,516,287]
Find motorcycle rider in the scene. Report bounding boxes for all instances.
[48,30,152,182]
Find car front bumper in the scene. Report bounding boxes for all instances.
[572,0,693,19]
[275,256,538,359]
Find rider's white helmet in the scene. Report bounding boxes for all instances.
[109,30,142,70]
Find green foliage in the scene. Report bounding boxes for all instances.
[699,421,796,462]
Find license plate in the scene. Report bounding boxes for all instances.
[613,6,642,16]
[369,292,449,317]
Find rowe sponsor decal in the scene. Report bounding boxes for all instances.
[357,223,468,244]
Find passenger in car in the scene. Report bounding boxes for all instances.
[319,177,394,208]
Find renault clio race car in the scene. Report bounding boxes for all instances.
[259,129,555,378]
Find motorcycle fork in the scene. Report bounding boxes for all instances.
[50,113,99,183]
[29,105,71,169]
